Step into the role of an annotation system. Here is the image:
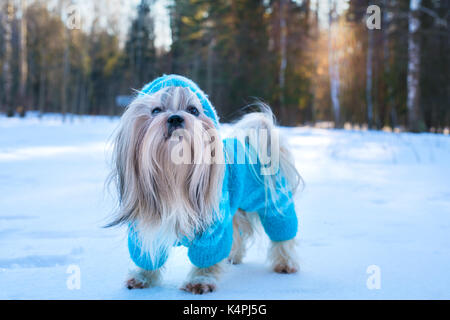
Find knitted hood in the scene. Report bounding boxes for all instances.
[139,74,220,128]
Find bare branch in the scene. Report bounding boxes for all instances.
[419,6,448,28]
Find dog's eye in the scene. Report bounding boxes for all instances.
[151,107,163,115]
[187,106,199,116]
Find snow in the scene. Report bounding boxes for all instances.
[1,114,450,299]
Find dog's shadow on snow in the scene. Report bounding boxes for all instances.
[119,262,303,299]
[219,262,304,296]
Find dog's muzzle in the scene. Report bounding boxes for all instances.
[167,115,184,136]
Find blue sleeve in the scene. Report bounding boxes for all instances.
[185,189,233,268]
[226,138,298,242]
[187,220,233,268]
[127,225,168,270]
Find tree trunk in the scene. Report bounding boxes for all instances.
[207,38,215,97]
[279,0,288,123]
[62,27,71,121]
[2,1,14,117]
[407,0,423,132]
[18,0,28,117]
[38,39,47,117]
[310,0,320,124]
[381,0,391,128]
[328,0,341,127]
[366,28,374,128]
[38,62,46,117]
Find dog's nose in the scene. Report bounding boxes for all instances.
[167,115,184,128]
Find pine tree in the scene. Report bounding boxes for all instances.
[124,0,157,89]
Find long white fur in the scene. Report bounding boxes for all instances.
[109,88,301,292]
[108,87,224,266]
[227,103,302,214]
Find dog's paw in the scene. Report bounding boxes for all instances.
[227,256,243,265]
[182,282,216,294]
[126,268,161,289]
[126,277,149,289]
[273,263,298,274]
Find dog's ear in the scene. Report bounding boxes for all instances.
[105,121,136,228]
[106,99,160,228]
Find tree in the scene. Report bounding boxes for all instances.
[366,19,374,128]
[270,0,315,125]
[418,0,449,130]
[278,0,287,120]
[2,0,14,117]
[407,0,423,132]
[124,0,157,89]
[328,0,341,127]
[18,0,28,117]
[59,0,71,120]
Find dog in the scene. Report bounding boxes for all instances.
[107,74,301,294]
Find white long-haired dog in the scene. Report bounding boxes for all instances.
[107,75,301,294]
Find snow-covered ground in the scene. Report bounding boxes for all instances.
[1,114,449,299]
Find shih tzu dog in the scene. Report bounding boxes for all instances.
[107,74,301,294]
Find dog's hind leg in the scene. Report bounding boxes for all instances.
[126,267,162,289]
[268,239,299,274]
[228,209,255,264]
[181,261,225,294]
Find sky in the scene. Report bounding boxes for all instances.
[54,0,172,49]
[59,0,348,50]
[312,0,350,26]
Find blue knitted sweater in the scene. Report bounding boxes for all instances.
[128,75,298,270]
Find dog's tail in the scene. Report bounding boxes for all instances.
[229,103,302,209]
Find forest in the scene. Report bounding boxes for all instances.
[0,0,449,132]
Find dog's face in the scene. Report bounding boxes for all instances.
[109,87,224,242]
[136,86,215,140]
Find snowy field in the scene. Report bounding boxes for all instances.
[1,114,450,300]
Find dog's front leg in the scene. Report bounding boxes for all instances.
[126,267,162,289]
[269,239,299,274]
[181,261,225,294]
